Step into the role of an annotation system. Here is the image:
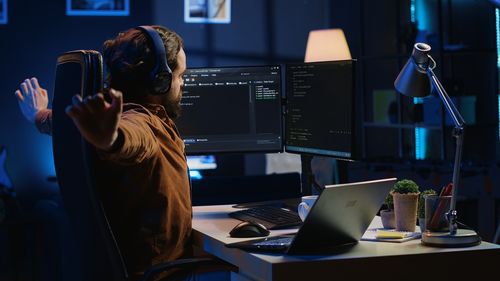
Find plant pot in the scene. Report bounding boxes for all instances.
[392,192,419,232]
[380,209,395,229]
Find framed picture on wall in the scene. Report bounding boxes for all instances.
[0,0,7,24]
[66,0,129,16]
[185,0,231,24]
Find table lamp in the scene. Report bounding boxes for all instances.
[304,29,351,62]
[394,43,481,247]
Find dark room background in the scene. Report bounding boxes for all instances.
[0,0,499,280]
[0,0,359,198]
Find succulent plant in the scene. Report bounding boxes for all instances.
[392,179,420,194]
[384,191,394,210]
[418,189,437,218]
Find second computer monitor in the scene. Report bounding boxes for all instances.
[285,60,357,160]
[177,65,283,155]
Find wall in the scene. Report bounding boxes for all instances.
[153,0,353,66]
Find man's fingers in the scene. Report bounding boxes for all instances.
[109,89,123,114]
[94,93,106,108]
[25,79,35,94]
[41,89,48,98]
[15,90,24,102]
[65,105,81,119]
[15,91,25,113]
[72,94,83,106]
[84,96,101,113]
[71,94,90,115]
[20,82,29,96]
[31,77,41,90]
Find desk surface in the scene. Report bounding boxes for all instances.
[193,204,500,280]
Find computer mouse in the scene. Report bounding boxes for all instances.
[229,221,270,238]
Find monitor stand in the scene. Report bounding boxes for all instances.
[300,154,325,196]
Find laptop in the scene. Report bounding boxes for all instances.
[226,178,397,255]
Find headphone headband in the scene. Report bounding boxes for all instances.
[135,25,172,95]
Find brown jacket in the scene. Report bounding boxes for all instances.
[36,103,192,274]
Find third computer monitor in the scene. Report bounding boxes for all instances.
[177,65,283,155]
[285,60,357,160]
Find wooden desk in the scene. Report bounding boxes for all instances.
[193,205,500,281]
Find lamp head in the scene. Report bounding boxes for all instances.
[394,43,432,98]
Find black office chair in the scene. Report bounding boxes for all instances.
[51,50,227,281]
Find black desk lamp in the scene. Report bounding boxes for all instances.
[394,43,481,247]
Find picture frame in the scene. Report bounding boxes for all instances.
[184,0,231,24]
[66,0,129,16]
[0,0,7,25]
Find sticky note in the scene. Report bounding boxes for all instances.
[376,230,412,239]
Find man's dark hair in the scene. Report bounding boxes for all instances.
[102,25,184,102]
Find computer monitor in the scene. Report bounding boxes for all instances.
[177,65,283,155]
[186,155,217,170]
[285,60,357,160]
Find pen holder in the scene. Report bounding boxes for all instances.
[424,195,451,232]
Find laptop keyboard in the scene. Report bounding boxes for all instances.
[228,206,303,230]
[253,237,293,247]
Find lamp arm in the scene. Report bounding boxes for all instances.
[448,128,464,235]
[426,66,464,235]
[426,67,465,127]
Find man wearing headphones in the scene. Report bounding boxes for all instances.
[15,26,198,280]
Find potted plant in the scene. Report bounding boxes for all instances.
[392,179,420,231]
[418,189,437,232]
[380,191,395,229]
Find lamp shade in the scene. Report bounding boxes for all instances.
[304,29,351,63]
[394,43,432,98]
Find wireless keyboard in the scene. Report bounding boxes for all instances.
[228,205,303,230]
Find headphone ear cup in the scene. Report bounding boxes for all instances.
[152,71,172,95]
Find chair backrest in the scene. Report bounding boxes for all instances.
[51,50,128,281]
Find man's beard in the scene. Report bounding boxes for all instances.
[162,94,182,119]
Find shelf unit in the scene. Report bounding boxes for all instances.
[359,0,498,163]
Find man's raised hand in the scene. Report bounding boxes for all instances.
[65,89,123,151]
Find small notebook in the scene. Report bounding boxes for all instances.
[361,228,421,243]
